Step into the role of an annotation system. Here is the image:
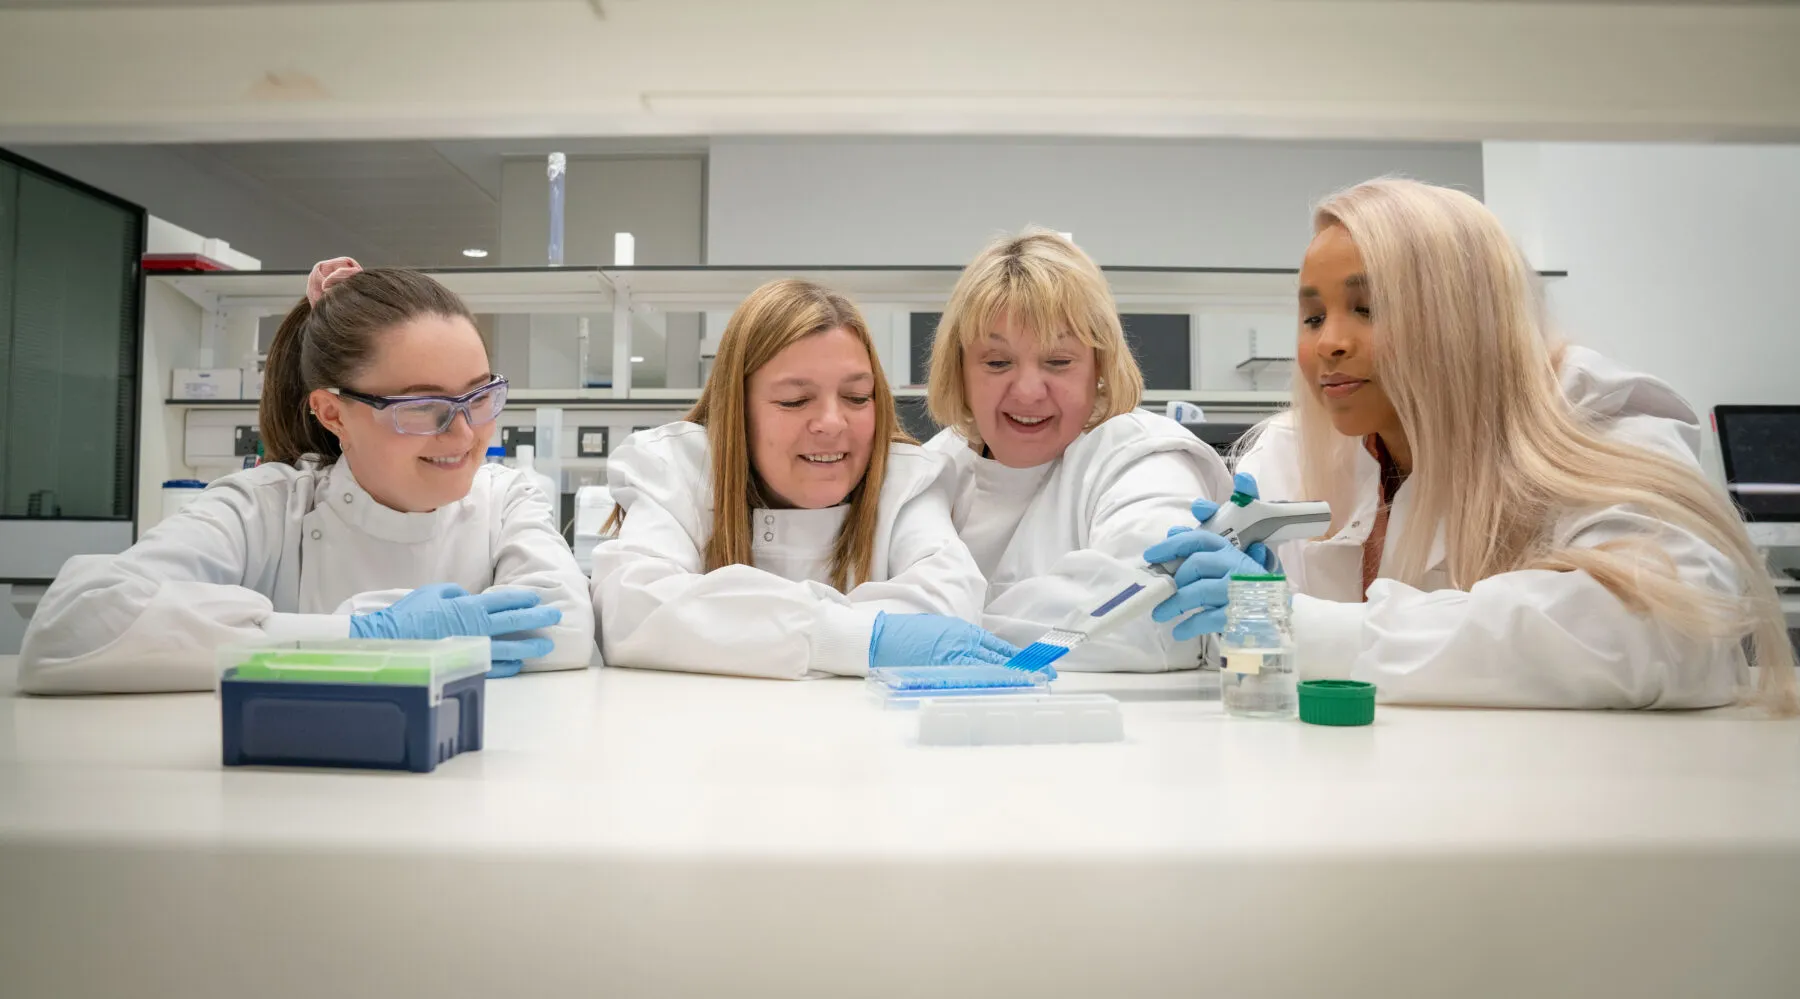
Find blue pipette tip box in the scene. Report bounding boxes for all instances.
[867,664,1053,708]
[218,637,490,773]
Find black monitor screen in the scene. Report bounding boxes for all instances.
[1715,406,1800,522]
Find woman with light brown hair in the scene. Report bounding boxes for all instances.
[591,278,1007,679]
[1152,177,1796,711]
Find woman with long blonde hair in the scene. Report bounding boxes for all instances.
[591,279,1008,678]
[924,228,1234,671]
[1150,178,1796,711]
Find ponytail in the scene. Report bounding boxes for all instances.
[260,298,342,466]
[256,268,475,467]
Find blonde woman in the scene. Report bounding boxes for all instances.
[924,229,1234,671]
[591,279,1008,679]
[1151,177,1796,711]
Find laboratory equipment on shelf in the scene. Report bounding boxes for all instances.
[1218,573,1297,719]
[160,479,207,524]
[218,637,490,773]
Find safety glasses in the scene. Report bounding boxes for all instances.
[330,375,509,436]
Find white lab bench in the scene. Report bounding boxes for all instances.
[3,656,1798,999]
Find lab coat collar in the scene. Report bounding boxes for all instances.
[1336,443,1447,576]
[323,457,460,544]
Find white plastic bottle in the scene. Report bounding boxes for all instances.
[1218,573,1297,718]
[513,444,559,506]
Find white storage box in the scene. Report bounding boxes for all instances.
[172,368,243,400]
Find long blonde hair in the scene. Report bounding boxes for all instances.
[1285,177,1795,712]
[686,279,906,592]
[927,227,1145,443]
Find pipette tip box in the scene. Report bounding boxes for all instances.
[917,693,1124,746]
[218,637,490,773]
[867,665,1052,708]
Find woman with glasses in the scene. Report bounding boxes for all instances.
[18,262,593,693]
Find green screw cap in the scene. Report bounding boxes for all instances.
[1298,679,1376,726]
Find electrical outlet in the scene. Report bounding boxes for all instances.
[233,425,261,457]
[500,426,536,456]
[577,427,610,458]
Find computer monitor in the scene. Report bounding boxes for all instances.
[1714,405,1800,548]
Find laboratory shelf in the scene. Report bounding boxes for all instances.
[158,266,613,313]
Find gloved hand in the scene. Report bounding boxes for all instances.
[350,583,561,674]
[307,256,362,304]
[1142,473,1274,641]
[869,612,1022,668]
[485,661,525,680]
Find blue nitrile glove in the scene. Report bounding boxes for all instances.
[1141,473,1273,641]
[486,660,525,679]
[1179,473,1275,570]
[350,583,562,674]
[869,612,1023,668]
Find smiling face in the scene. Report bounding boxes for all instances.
[1297,223,1403,444]
[963,312,1097,468]
[744,326,878,509]
[307,313,495,513]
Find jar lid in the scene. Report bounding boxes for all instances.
[1228,572,1286,582]
[1298,679,1376,726]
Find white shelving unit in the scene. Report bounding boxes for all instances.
[162,267,614,315]
[150,263,1309,404]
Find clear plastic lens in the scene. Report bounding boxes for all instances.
[468,381,507,420]
[386,381,507,435]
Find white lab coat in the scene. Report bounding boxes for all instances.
[18,458,595,694]
[925,411,1235,671]
[591,422,988,679]
[1237,346,1747,709]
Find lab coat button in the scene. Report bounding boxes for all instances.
[344,493,353,504]
[310,529,322,540]
[763,532,774,542]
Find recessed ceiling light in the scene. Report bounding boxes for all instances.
[629,356,646,363]
[461,248,489,259]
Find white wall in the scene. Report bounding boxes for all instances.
[1484,142,1800,431]
[707,138,1484,267]
[8,144,376,269]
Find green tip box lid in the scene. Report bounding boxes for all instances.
[218,637,490,691]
